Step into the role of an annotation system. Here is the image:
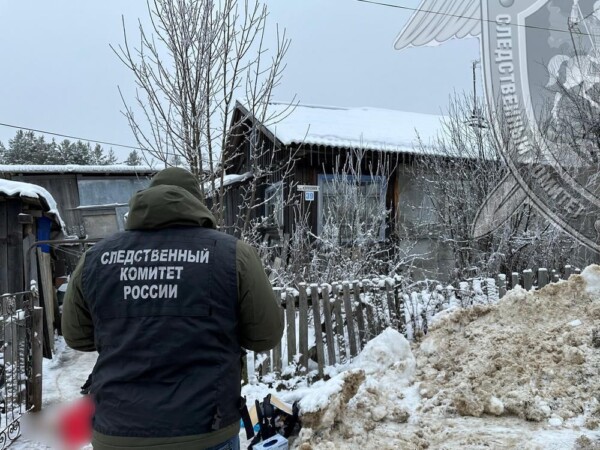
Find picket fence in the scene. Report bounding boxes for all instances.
[246,265,583,383]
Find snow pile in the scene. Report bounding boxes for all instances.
[0,178,66,230]
[290,267,600,449]
[417,265,600,427]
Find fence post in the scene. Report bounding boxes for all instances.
[575,267,581,276]
[362,279,377,340]
[298,283,309,371]
[565,265,573,279]
[342,282,358,358]
[522,269,533,291]
[320,284,336,366]
[384,279,398,330]
[497,274,507,298]
[332,284,347,362]
[352,281,366,350]
[272,306,284,375]
[537,268,549,289]
[310,284,325,378]
[28,306,43,412]
[511,272,520,289]
[284,291,297,368]
[551,269,560,283]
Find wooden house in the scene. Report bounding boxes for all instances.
[0,165,155,239]
[224,101,456,278]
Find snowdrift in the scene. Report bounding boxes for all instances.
[292,265,600,449]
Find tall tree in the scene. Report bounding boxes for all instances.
[114,0,294,228]
[0,130,117,165]
[125,150,143,166]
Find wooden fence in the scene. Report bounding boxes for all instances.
[247,265,583,382]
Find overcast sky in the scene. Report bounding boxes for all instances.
[0,0,479,161]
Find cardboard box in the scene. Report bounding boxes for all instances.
[253,433,288,450]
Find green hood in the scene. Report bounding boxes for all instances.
[126,168,216,230]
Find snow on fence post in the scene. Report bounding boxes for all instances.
[298,283,309,371]
[384,279,398,332]
[511,272,520,289]
[352,280,367,351]
[551,269,560,283]
[564,265,573,279]
[575,267,581,275]
[497,274,507,299]
[332,284,347,362]
[523,269,533,291]
[362,279,377,341]
[320,284,336,366]
[284,290,297,369]
[342,282,358,358]
[538,268,549,289]
[310,284,325,378]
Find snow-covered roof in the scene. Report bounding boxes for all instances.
[0,179,66,230]
[0,164,155,174]
[255,102,445,155]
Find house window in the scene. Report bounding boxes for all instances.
[265,182,284,227]
[318,174,386,243]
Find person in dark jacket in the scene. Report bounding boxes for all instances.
[62,167,284,450]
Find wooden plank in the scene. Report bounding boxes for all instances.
[272,307,284,374]
[497,274,507,298]
[564,265,573,279]
[342,282,358,357]
[28,306,44,412]
[320,284,336,366]
[298,283,309,371]
[332,284,347,362]
[352,281,366,350]
[384,279,398,332]
[37,249,55,353]
[284,291,297,368]
[522,269,533,291]
[362,280,377,340]
[511,272,520,289]
[310,284,324,378]
[7,200,24,293]
[0,201,8,294]
[537,268,549,289]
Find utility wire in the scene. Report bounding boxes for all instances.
[0,121,142,151]
[356,0,600,38]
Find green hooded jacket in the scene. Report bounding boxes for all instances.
[62,167,284,450]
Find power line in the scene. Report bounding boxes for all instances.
[0,121,141,151]
[356,0,600,38]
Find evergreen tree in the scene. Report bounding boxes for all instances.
[0,130,117,165]
[125,150,143,166]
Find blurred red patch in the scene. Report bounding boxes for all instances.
[58,396,94,448]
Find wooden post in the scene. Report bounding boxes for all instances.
[564,265,573,279]
[284,291,297,368]
[384,279,397,331]
[551,269,559,283]
[362,280,377,340]
[352,281,366,350]
[37,248,55,353]
[497,274,507,298]
[523,269,533,291]
[511,272,520,289]
[28,306,43,412]
[298,284,309,371]
[537,268,549,289]
[310,284,325,378]
[332,284,347,362]
[272,306,284,374]
[575,268,581,276]
[342,282,358,358]
[320,284,336,366]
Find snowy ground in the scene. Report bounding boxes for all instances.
[10,266,600,449]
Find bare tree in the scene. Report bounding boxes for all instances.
[113,0,294,227]
[409,94,590,278]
